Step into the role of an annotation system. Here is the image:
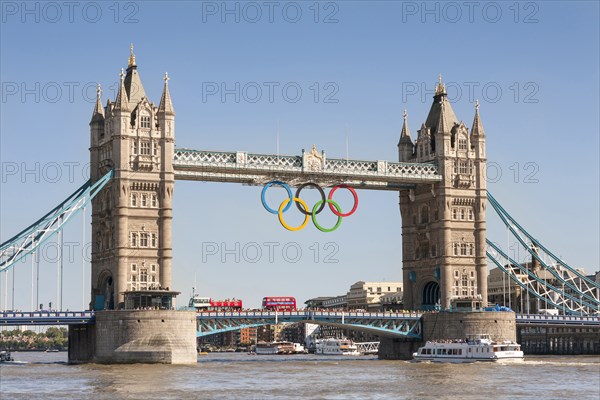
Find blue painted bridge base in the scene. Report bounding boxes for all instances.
[195,310,423,339]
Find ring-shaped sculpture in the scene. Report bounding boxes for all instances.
[327,184,359,217]
[278,197,310,231]
[261,180,293,214]
[312,199,343,232]
[294,182,326,215]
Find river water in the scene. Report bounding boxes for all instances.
[1,352,598,399]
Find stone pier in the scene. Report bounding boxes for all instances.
[68,310,197,364]
[379,311,516,360]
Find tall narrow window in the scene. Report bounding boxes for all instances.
[141,194,147,207]
[140,115,151,129]
[131,233,138,247]
[152,143,158,156]
[140,233,148,247]
[131,193,137,207]
[140,141,151,155]
[140,269,148,282]
[151,194,158,207]
[151,233,157,248]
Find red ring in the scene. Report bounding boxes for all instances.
[328,185,358,217]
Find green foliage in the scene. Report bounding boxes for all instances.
[0,327,69,350]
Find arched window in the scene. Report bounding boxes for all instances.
[452,209,458,219]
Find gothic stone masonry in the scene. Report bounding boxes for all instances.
[398,77,487,311]
[89,48,175,310]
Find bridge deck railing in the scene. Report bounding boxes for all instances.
[0,311,94,319]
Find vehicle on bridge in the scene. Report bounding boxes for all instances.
[189,295,243,311]
[262,296,296,311]
[413,334,524,363]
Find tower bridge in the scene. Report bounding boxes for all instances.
[1,47,598,363]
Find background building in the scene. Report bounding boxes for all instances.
[346,281,403,310]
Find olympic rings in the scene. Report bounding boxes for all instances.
[261,180,293,214]
[295,182,326,215]
[278,198,310,231]
[262,180,359,232]
[328,185,359,217]
[312,199,343,232]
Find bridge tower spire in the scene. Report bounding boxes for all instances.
[399,76,487,311]
[89,47,176,310]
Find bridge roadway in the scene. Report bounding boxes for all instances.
[1,311,599,338]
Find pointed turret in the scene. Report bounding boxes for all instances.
[114,68,130,111]
[398,110,412,144]
[158,72,175,115]
[398,110,414,161]
[471,99,485,137]
[424,74,458,136]
[124,44,147,105]
[90,83,105,123]
[436,96,457,136]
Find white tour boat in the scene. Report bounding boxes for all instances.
[255,341,298,355]
[412,334,524,363]
[316,338,360,356]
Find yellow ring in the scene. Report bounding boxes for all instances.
[278,197,310,231]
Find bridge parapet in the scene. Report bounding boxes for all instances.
[0,311,94,325]
[516,313,600,326]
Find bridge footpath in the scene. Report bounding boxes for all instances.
[1,311,599,355]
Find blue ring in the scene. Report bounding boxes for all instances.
[261,180,293,214]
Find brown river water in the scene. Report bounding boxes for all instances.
[0,352,599,399]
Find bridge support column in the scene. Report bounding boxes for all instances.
[68,310,197,364]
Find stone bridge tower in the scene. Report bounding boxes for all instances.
[89,46,175,310]
[398,76,487,310]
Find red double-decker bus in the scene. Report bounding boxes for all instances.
[209,299,242,310]
[262,296,296,311]
[189,295,242,311]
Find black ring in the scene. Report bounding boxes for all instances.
[295,183,326,215]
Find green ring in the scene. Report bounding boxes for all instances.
[312,199,343,232]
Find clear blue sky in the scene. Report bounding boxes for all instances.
[1,1,598,310]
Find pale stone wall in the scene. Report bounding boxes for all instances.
[80,310,197,364]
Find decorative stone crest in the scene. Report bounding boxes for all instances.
[304,144,324,172]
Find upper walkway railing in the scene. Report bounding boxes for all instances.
[173,148,441,189]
